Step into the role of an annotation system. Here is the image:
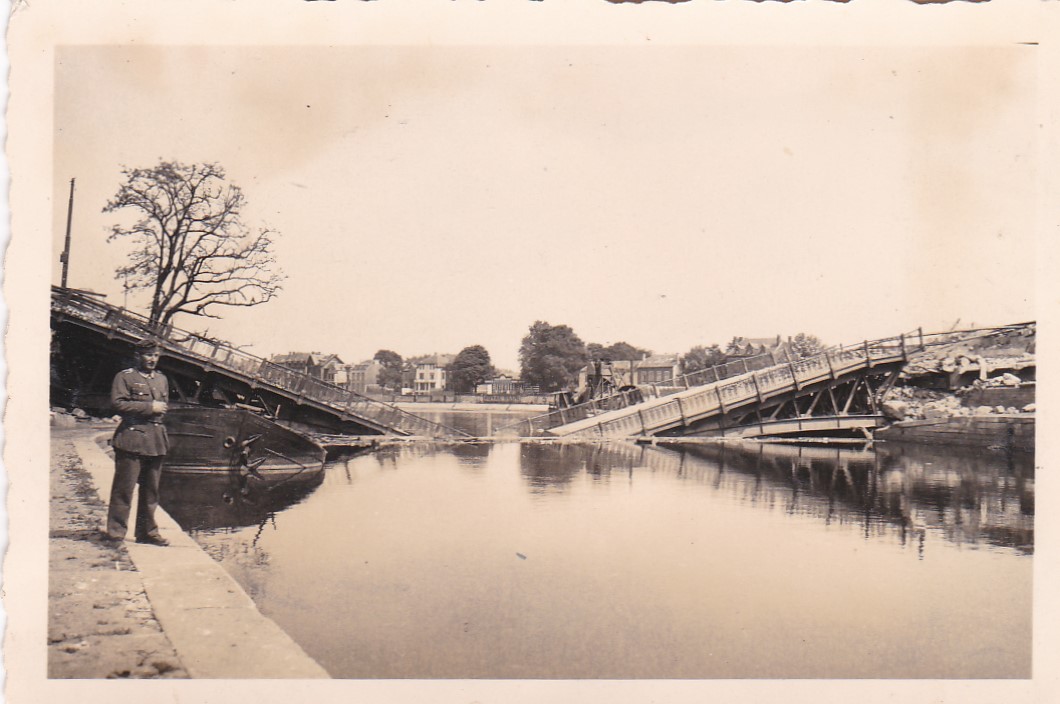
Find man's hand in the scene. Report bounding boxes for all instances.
[150,401,168,415]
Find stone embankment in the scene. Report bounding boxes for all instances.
[48,422,330,679]
[49,428,187,678]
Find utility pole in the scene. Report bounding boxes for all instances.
[60,178,75,288]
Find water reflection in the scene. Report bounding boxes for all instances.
[181,437,1032,678]
[647,441,1034,555]
[518,442,643,491]
[160,469,325,533]
[401,408,541,438]
[165,437,1033,559]
[448,441,492,466]
[512,439,1033,555]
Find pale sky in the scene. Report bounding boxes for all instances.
[52,45,1036,371]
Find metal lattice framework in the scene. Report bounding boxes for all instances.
[51,286,468,438]
[507,335,921,439]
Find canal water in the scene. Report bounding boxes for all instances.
[160,411,1033,679]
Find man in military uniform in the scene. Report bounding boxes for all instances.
[103,338,171,546]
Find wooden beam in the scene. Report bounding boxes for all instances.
[877,368,901,401]
[842,378,860,415]
[862,375,879,414]
[804,388,825,416]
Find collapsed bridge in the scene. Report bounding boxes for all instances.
[50,286,467,438]
[497,328,1019,440]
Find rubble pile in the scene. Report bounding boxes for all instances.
[882,383,1034,421]
[976,372,1024,388]
[880,325,1037,422]
[50,407,120,427]
[902,324,1035,379]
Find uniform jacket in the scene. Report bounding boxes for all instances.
[111,368,170,456]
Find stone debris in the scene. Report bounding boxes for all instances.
[883,325,1036,422]
[882,385,1033,422]
[902,325,1035,379]
[982,373,1023,388]
[51,411,78,428]
[51,409,122,427]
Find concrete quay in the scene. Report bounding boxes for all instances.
[49,425,330,679]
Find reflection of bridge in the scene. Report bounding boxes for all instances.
[665,440,1034,555]
[524,439,1033,555]
[507,333,923,439]
[50,287,467,438]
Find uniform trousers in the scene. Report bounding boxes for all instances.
[106,450,164,540]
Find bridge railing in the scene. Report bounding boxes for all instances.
[502,325,1034,439]
[574,332,921,438]
[493,388,645,437]
[51,287,468,438]
[493,347,789,437]
[671,348,791,391]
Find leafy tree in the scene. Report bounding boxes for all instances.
[725,336,745,356]
[104,160,284,327]
[519,321,588,392]
[373,349,404,390]
[588,341,650,363]
[790,333,823,359]
[681,344,727,374]
[448,345,495,393]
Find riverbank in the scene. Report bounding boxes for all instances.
[392,401,549,413]
[48,424,330,679]
[49,429,187,678]
[876,414,1034,452]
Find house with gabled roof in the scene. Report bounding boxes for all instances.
[413,353,455,392]
[317,353,345,385]
[272,351,345,383]
[271,352,323,378]
[726,335,788,359]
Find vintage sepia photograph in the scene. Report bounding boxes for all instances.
[4,2,1058,702]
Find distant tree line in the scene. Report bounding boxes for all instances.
[516,322,823,393]
[370,327,824,395]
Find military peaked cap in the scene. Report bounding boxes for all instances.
[135,338,162,353]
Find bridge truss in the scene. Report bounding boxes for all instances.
[520,335,919,440]
[50,287,467,438]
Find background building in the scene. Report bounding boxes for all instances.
[414,354,455,393]
[345,359,384,394]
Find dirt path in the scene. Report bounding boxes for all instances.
[48,427,188,679]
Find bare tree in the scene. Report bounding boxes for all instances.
[104,160,285,327]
